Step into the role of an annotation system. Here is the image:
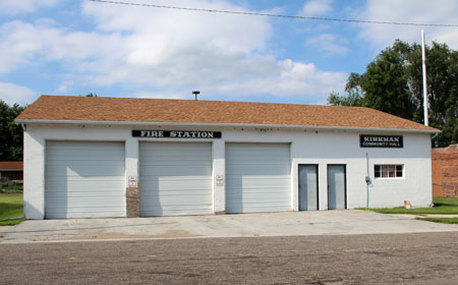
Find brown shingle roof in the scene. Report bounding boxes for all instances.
[0,161,23,170]
[16,95,438,132]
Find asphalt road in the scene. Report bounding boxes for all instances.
[1,232,457,284]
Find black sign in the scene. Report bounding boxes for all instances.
[360,135,403,148]
[132,130,221,139]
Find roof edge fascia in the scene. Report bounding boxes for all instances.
[15,119,441,134]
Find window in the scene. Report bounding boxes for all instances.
[374,165,403,178]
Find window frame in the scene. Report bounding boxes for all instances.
[374,164,404,179]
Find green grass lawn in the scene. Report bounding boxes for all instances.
[416,217,458,224]
[0,192,24,226]
[358,197,458,224]
[359,197,458,215]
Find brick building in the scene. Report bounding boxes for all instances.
[0,161,24,182]
[432,144,458,197]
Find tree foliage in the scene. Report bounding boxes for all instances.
[0,100,25,161]
[328,40,458,147]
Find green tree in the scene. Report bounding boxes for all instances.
[327,91,363,107]
[0,100,25,161]
[328,40,458,147]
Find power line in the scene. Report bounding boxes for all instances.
[87,0,458,28]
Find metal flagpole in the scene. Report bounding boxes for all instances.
[421,30,429,126]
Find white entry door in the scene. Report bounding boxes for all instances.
[140,142,213,216]
[226,143,291,214]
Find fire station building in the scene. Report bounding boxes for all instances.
[16,95,438,219]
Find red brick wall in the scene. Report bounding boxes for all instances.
[432,144,458,197]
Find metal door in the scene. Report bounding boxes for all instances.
[327,165,346,210]
[299,164,318,211]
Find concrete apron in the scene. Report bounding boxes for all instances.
[1,210,458,244]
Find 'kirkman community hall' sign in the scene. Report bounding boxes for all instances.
[360,135,403,148]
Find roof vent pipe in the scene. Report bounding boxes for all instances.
[192,90,200,101]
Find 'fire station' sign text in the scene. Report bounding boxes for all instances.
[132,130,221,139]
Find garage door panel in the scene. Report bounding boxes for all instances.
[45,141,125,219]
[228,152,289,162]
[46,209,125,219]
[47,207,123,213]
[141,161,212,167]
[226,143,291,214]
[141,186,211,193]
[141,187,210,195]
[140,142,213,217]
[227,200,291,207]
[141,197,212,206]
[46,161,124,168]
[141,166,211,176]
[141,204,211,211]
[227,188,291,194]
[46,166,124,178]
[226,176,290,186]
[47,151,123,161]
[225,166,290,175]
[142,156,212,162]
[45,193,122,199]
[142,193,210,200]
[47,142,123,150]
[45,183,125,193]
[226,205,290,213]
[142,145,210,158]
[46,196,125,205]
[46,155,123,162]
[141,204,212,214]
[46,178,125,184]
[141,207,211,216]
[227,176,291,189]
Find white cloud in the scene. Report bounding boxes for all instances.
[132,91,188,100]
[306,34,349,55]
[0,82,37,105]
[302,0,333,16]
[202,59,346,102]
[0,20,126,75]
[359,0,458,50]
[0,0,60,15]
[55,81,75,94]
[0,0,347,103]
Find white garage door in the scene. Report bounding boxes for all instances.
[226,143,291,214]
[45,141,125,219]
[140,142,212,216]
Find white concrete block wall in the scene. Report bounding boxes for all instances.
[367,134,433,208]
[22,123,433,219]
[212,140,225,213]
[23,129,46,219]
[125,138,138,187]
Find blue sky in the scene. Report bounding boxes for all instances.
[1,0,457,106]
